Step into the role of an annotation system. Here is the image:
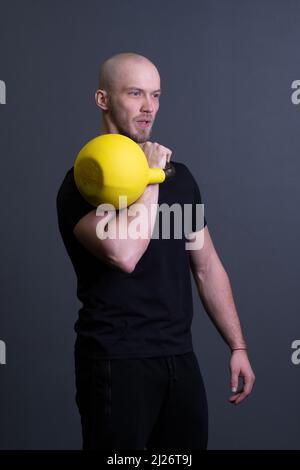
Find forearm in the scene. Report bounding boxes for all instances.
[192,254,247,350]
[98,184,159,270]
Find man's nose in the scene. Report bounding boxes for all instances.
[141,95,154,113]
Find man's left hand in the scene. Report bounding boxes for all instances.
[229,350,255,404]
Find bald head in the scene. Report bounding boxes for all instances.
[99,52,160,93]
[96,52,161,142]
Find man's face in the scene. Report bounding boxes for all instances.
[106,62,161,143]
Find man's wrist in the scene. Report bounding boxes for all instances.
[230,344,247,353]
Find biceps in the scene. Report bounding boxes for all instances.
[73,210,116,262]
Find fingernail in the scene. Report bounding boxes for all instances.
[232,387,237,392]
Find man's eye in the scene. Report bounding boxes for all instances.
[129,91,140,96]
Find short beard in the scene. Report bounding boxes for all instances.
[108,101,151,144]
[120,128,150,144]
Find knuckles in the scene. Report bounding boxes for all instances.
[143,142,172,160]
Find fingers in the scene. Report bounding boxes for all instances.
[231,368,239,393]
[229,390,246,405]
[160,144,172,163]
[151,142,172,163]
[141,141,172,169]
[229,369,242,404]
[229,373,255,405]
[166,151,172,163]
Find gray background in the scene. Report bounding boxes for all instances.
[0,0,299,450]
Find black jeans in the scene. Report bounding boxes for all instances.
[74,349,208,450]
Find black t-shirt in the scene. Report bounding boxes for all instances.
[56,161,207,359]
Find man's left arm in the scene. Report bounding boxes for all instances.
[188,225,256,405]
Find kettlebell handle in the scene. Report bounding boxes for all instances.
[164,161,176,180]
[148,162,176,185]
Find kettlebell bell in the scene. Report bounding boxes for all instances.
[74,133,175,209]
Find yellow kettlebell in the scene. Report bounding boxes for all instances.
[74,133,172,209]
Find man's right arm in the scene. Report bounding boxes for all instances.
[73,141,172,273]
[73,183,159,273]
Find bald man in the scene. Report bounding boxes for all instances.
[56,52,255,450]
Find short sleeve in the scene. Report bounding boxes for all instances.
[56,168,96,238]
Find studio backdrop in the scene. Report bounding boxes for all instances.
[0,0,299,450]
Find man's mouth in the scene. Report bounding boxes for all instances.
[136,120,152,129]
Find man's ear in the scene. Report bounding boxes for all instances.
[95,89,109,111]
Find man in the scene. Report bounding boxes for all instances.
[56,52,255,450]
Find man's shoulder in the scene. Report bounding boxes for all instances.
[171,160,195,182]
[56,167,74,199]
[58,166,74,186]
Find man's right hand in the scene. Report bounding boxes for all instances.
[139,141,172,169]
